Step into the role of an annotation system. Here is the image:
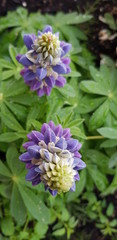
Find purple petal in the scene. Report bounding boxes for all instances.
[55,138,67,150]
[31,131,44,144]
[19,55,32,66]
[55,76,66,87]
[67,139,79,152]
[74,151,82,158]
[37,88,45,97]
[49,189,57,196]
[70,182,76,191]
[66,66,71,74]
[62,57,71,65]
[74,173,80,180]
[48,121,55,130]
[24,70,36,81]
[62,128,71,139]
[30,80,42,91]
[74,159,86,170]
[43,25,52,33]
[41,123,49,134]
[23,141,35,149]
[19,152,32,162]
[27,145,41,159]
[54,125,63,137]
[32,177,41,185]
[16,54,22,62]
[23,34,34,50]
[43,86,52,96]
[26,168,39,181]
[44,128,56,144]
[36,68,47,80]
[53,63,66,74]
[45,76,55,88]
[26,163,33,169]
[60,42,72,57]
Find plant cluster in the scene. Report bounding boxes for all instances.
[0,7,117,240]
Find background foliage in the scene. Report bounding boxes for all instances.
[0,7,117,240]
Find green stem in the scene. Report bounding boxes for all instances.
[86,135,105,140]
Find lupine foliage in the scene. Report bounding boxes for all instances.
[0,7,117,240]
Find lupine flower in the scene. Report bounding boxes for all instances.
[16,25,71,97]
[19,121,86,196]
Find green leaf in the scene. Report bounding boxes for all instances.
[55,84,75,98]
[77,96,106,114]
[67,118,84,128]
[64,71,81,77]
[31,120,42,131]
[97,127,117,139]
[100,139,117,148]
[34,221,48,237]
[10,94,38,106]
[10,184,27,225]
[0,59,14,69]
[89,66,102,82]
[1,70,15,80]
[18,185,50,224]
[70,126,86,139]
[104,13,117,30]
[3,79,27,97]
[102,168,117,196]
[1,217,15,236]
[5,101,27,121]
[0,182,12,199]
[85,150,110,174]
[80,80,108,96]
[1,104,23,131]
[109,152,117,168]
[89,100,109,131]
[52,228,65,237]
[0,132,20,142]
[6,146,24,175]
[106,203,114,217]
[9,44,18,66]
[56,12,92,25]
[0,161,11,177]
[88,165,108,192]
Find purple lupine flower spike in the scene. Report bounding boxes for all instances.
[16,25,72,97]
[19,121,86,196]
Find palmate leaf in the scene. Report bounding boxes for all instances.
[1,104,23,131]
[6,146,24,175]
[84,149,112,175]
[10,184,27,225]
[2,79,28,97]
[87,165,108,192]
[55,84,76,98]
[5,101,27,122]
[0,161,12,178]
[18,184,50,224]
[77,96,106,114]
[80,80,109,96]
[0,132,20,142]
[88,100,109,131]
[54,12,92,26]
[97,127,117,139]
[1,217,15,236]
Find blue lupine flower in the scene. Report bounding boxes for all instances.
[16,25,71,97]
[19,121,86,196]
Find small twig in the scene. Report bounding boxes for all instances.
[86,135,105,140]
